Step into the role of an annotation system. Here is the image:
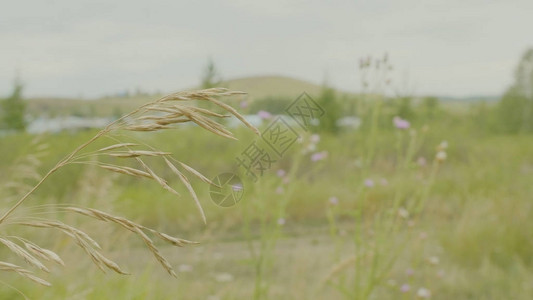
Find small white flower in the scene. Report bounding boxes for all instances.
[398,207,409,219]
[417,287,431,298]
[428,256,440,265]
[215,272,234,283]
[436,151,447,162]
[310,134,321,144]
[417,156,427,166]
[178,264,193,272]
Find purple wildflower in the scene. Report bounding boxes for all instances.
[232,183,243,192]
[275,186,284,194]
[393,116,410,129]
[257,110,272,120]
[364,179,374,187]
[400,284,410,293]
[311,151,328,162]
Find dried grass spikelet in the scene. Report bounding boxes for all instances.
[74,88,258,224]
[0,261,51,286]
[0,88,257,287]
[0,237,49,273]
[1,137,48,200]
[23,242,64,266]
[13,219,128,275]
[64,206,198,277]
[320,255,357,286]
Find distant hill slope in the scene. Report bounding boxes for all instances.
[223,75,324,100]
[24,75,500,118]
[25,75,329,117]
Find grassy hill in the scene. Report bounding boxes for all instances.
[24,75,493,119]
[25,75,327,118]
[224,75,324,100]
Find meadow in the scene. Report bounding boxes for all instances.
[0,87,531,300]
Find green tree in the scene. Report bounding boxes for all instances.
[199,58,224,111]
[1,79,27,131]
[201,58,223,89]
[315,85,341,134]
[422,96,440,119]
[498,48,533,133]
[249,96,290,114]
[396,96,415,120]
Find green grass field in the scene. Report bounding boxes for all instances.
[0,95,531,300]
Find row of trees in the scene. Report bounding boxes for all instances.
[301,48,533,134]
[3,50,531,134]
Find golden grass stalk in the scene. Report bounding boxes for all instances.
[23,242,64,266]
[0,262,51,286]
[0,238,49,273]
[0,88,257,286]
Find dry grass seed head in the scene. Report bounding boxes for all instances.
[0,261,51,286]
[0,88,258,286]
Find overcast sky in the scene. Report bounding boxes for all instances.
[1,0,532,98]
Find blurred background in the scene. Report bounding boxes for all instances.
[0,1,532,299]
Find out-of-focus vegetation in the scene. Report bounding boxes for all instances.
[201,58,224,90]
[0,50,532,299]
[0,79,27,131]
[497,49,533,133]
[1,106,531,299]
